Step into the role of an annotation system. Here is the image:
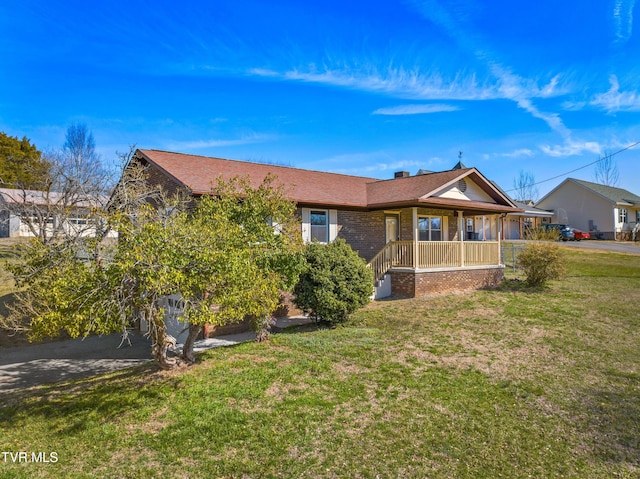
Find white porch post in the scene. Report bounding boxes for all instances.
[412,207,418,268]
[457,210,465,267]
[497,214,503,265]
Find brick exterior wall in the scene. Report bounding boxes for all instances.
[390,267,504,298]
[337,208,460,262]
[140,158,186,198]
[337,210,386,262]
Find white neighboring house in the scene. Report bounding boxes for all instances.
[536,178,640,240]
[502,200,554,240]
[0,188,114,239]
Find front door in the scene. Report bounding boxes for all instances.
[385,215,399,243]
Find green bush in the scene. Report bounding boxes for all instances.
[524,227,562,241]
[293,239,373,324]
[517,242,567,286]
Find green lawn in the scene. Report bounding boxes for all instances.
[1,247,639,478]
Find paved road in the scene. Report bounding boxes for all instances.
[558,240,640,255]
[0,317,310,393]
[506,239,640,255]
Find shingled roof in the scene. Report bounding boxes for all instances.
[569,178,640,205]
[136,149,520,214]
[137,149,374,208]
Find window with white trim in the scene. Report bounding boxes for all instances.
[418,216,442,241]
[310,210,328,242]
[619,208,628,224]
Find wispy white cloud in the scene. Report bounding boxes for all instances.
[165,133,276,151]
[406,1,572,138]
[276,66,499,101]
[540,139,602,157]
[613,0,636,44]
[372,103,460,115]
[590,75,640,112]
[501,149,535,158]
[562,75,640,113]
[320,151,426,176]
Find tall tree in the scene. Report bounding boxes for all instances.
[0,132,50,189]
[594,152,620,186]
[512,170,539,203]
[1,124,112,243]
[5,158,304,369]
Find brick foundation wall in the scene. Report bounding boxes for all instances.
[203,292,303,337]
[390,267,504,298]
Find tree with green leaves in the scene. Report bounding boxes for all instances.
[0,132,50,189]
[6,162,304,368]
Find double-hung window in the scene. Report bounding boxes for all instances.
[310,210,328,242]
[619,208,628,224]
[418,216,442,241]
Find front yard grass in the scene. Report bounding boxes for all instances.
[1,248,639,478]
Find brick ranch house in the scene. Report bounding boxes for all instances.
[129,150,522,303]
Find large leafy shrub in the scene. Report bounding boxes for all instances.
[517,242,566,286]
[294,239,373,324]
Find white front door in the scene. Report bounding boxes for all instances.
[385,215,399,243]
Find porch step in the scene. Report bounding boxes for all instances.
[373,273,392,300]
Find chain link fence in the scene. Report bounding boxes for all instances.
[501,242,526,273]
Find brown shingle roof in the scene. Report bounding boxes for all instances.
[137,149,521,213]
[366,169,468,206]
[138,149,375,208]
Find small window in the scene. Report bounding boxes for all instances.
[619,208,628,224]
[636,210,640,224]
[310,210,328,242]
[418,216,442,241]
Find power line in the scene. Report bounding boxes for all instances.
[504,141,640,193]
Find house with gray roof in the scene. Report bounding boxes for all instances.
[536,178,640,240]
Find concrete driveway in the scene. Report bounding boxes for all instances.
[0,332,154,393]
[0,317,310,393]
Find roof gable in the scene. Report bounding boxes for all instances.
[538,178,640,207]
[570,178,640,205]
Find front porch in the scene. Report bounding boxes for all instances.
[368,240,503,298]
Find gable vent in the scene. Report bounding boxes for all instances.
[458,179,468,192]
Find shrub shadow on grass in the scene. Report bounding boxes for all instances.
[273,321,329,335]
[494,278,548,294]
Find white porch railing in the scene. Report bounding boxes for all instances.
[368,240,501,283]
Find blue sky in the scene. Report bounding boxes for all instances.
[1,0,639,198]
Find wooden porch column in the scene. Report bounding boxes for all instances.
[412,207,418,268]
[457,210,465,267]
[498,214,503,265]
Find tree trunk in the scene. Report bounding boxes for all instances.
[254,315,275,342]
[181,323,202,364]
[147,307,177,370]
